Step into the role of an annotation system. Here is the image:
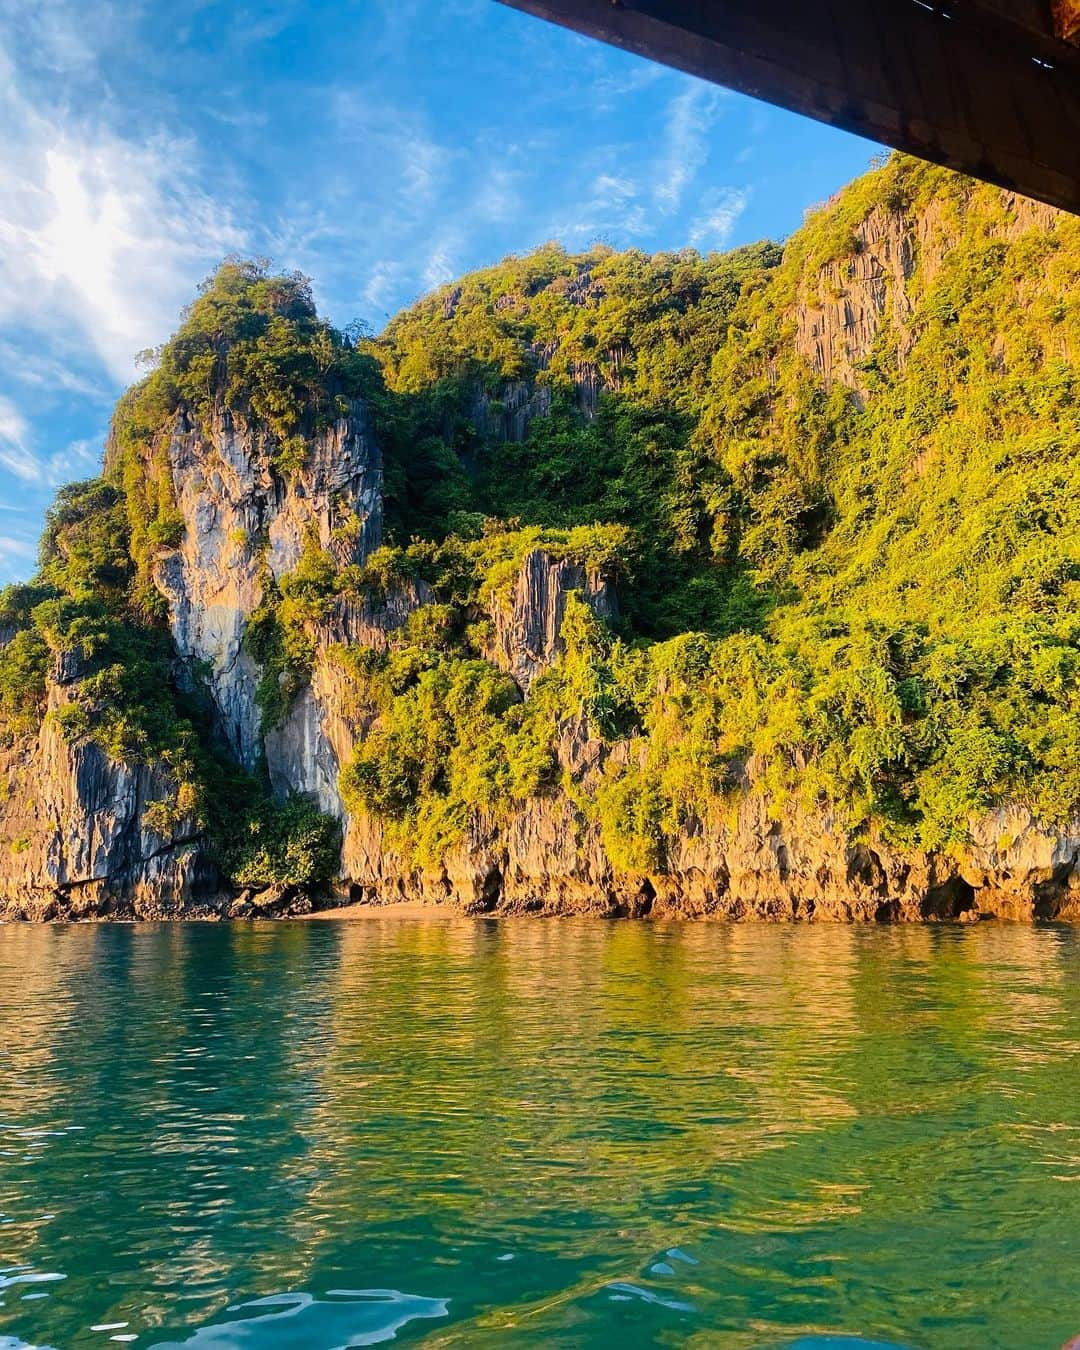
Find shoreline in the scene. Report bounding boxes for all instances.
[298,900,1069,924]
[301,899,464,921]
[2,901,1069,923]
[3,894,1078,924]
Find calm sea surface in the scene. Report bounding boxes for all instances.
[0,919,1077,1349]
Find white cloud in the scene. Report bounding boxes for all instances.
[226,2,302,47]
[0,44,247,384]
[361,260,407,315]
[0,395,38,481]
[593,174,637,208]
[41,435,104,486]
[0,518,40,584]
[0,341,109,400]
[422,236,462,292]
[0,0,113,74]
[539,155,642,247]
[329,88,451,223]
[0,398,102,487]
[0,529,37,572]
[654,81,728,214]
[689,187,750,250]
[0,533,36,560]
[471,163,524,228]
[591,62,665,105]
[536,77,735,252]
[402,136,443,209]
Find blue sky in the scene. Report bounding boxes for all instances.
[0,0,877,585]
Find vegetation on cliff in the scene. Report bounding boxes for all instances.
[110,258,383,613]
[354,154,1080,863]
[0,476,340,892]
[2,153,1080,887]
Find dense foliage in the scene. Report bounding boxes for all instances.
[357,154,1080,861]
[372,237,782,636]
[3,155,1079,881]
[0,261,365,894]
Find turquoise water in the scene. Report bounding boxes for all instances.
[0,920,1077,1349]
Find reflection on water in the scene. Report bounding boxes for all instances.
[0,920,1077,1348]
[150,1289,449,1347]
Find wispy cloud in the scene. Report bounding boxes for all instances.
[535,77,739,254]
[541,154,646,247]
[42,435,104,486]
[0,43,247,384]
[360,260,407,316]
[593,174,637,208]
[329,88,451,224]
[0,398,103,487]
[689,187,751,250]
[654,81,729,214]
[0,0,121,74]
[591,61,666,108]
[422,234,463,292]
[0,339,111,401]
[0,534,37,570]
[0,395,37,481]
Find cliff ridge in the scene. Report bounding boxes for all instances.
[3,158,1080,921]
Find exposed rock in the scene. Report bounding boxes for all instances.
[484,549,617,691]
[322,579,433,650]
[6,673,1079,922]
[150,398,381,771]
[263,579,438,822]
[0,689,218,921]
[469,379,553,443]
[795,206,917,394]
[264,687,344,816]
[441,286,462,320]
[794,195,1063,395]
[338,754,1080,923]
[467,339,621,441]
[331,699,1080,923]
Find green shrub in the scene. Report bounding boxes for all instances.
[221,793,342,889]
[0,630,50,725]
[10,154,1080,882]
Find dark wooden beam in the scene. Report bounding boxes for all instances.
[497,0,1080,214]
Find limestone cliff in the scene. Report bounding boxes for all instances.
[336,730,1080,923]
[467,339,623,441]
[484,549,618,692]
[3,161,1079,923]
[151,399,381,773]
[793,191,1061,395]
[0,656,216,919]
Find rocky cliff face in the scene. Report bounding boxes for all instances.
[4,173,1079,924]
[468,339,624,441]
[793,192,1062,395]
[272,550,617,825]
[153,399,381,773]
[0,659,216,919]
[259,578,433,819]
[485,549,617,692]
[336,721,1080,923]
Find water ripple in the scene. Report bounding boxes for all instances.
[149,1289,449,1348]
[0,921,1076,1348]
